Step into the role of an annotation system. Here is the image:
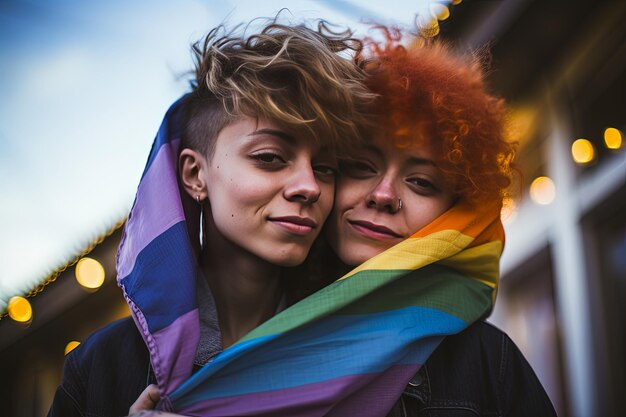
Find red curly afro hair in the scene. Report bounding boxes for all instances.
[359,27,516,205]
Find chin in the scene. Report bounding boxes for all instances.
[338,242,386,267]
[266,247,309,267]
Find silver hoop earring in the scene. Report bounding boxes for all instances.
[398,198,403,210]
[196,195,205,250]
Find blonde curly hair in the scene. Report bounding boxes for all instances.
[182,20,375,158]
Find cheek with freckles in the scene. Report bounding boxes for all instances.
[207,164,278,238]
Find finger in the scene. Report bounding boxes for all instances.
[129,384,161,414]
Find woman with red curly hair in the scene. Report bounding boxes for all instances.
[328,35,516,263]
[326,31,557,416]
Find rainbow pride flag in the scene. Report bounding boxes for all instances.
[117,99,503,416]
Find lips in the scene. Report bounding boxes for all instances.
[269,216,317,236]
[348,220,402,239]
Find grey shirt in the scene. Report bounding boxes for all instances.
[194,274,286,367]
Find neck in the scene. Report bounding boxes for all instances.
[201,220,282,349]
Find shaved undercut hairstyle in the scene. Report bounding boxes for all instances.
[181,19,375,158]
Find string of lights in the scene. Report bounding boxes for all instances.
[1,217,126,323]
[528,127,623,206]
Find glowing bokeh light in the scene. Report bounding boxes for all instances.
[604,127,622,149]
[8,296,32,323]
[452,0,463,5]
[530,176,556,205]
[430,4,450,20]
[75,257,105,289]
[65,341,81,355]
[571,138,595,164]
[418,16,440,38]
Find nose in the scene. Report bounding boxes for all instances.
[283,164,321,204]
[366,175,400,213]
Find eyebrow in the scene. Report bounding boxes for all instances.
[406,156,436,167]
[248,128,295,145]
[363,145,436,167]
[248,128,332,156]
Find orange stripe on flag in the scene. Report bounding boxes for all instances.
[411,200,504,243]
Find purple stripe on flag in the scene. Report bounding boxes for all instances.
[326,364,418,416]
[179,364,419,417]
[152,308,201,394]
[118,139,183,279]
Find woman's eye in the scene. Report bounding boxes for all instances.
[313,164,338,179]
[340,160,377,177]
[250,152,286,165]
[407,177,437,193]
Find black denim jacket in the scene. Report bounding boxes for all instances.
[48,319,556,417]
[387,321,557,417]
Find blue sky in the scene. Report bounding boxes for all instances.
[0,0,437,309]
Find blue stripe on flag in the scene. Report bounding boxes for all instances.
[172,305,464,407]
[123,221,197,332]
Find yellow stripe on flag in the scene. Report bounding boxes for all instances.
[339,230,475,281]
[439,240,502,289]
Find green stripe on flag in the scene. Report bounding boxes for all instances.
[239,264,491,343]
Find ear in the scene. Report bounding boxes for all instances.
[179,148,209,201]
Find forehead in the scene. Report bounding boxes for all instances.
[369,133,438,162]
[220,115,326,153]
